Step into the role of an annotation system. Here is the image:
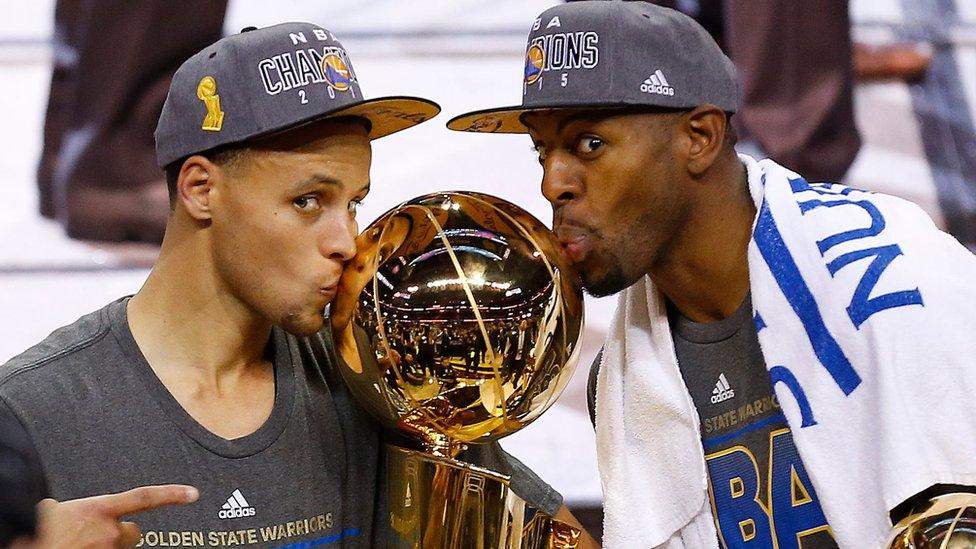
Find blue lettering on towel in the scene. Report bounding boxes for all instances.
[788,177,924,328]
[753,196,861,396]
[752,175,925,408]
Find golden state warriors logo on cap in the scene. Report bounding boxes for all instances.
[524,44,545,85]
[321,54,352,92]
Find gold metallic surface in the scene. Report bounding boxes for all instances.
[333,192,584,547]
[335,191,583,453]
[388,447,579,549]
[888,493,976,548]
[196,76,224,132]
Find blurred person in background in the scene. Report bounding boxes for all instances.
[37,0,227,243]
[0,410,46,548]
[567,0,930,183]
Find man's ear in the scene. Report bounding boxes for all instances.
[176,155,219,220]
[682,105,728,177]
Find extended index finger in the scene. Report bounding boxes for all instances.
[96,484,199,517]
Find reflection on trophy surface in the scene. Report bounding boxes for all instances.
[888,493,976,549]
[332,192,584,548]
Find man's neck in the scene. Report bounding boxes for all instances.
[127,234,272,382]
[125,216,280,440]
[650,159,755,323]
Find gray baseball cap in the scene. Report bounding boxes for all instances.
[156,22,440,167]
[446,1,738,134]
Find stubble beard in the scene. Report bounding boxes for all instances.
[580,229,658,298]
[582,262,630,298]
[278,306,326,337]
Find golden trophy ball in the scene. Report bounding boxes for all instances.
[332,191,584,548]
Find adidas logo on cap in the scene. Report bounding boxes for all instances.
[640,69,675,96]
[218,489,256,519]
[710,373,735,404]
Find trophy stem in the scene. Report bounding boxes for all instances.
[398,411,468,459]
[386,446,580,549]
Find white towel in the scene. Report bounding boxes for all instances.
[596,154,976,548]
[596,272,717,548]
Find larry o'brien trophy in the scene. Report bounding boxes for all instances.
[331,192,584,548]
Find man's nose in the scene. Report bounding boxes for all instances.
[540,153,580,209]
[321,214,357,262]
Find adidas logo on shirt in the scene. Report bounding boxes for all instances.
[710,373,735,404]
[640,69,675,96]
[218,489,256,519]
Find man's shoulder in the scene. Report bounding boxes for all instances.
[0,300,122,392]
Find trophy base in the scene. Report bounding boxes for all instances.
[385,446,580,548]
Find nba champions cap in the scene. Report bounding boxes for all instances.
[156,22,440,167]
[447,1,738,134]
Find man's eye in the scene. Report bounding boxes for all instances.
[575,135,604,155]
[348,199,364,214]
[294,196,321,211]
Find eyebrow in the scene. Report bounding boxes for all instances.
[289,174,341,193]
[288,174,371,196]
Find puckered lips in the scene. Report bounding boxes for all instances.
[319,279,340,301]
[554,223,591,264]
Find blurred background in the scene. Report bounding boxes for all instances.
[1,0,974,538]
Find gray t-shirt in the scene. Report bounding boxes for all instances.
[668,296,836,549]
[0,298,560,548]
